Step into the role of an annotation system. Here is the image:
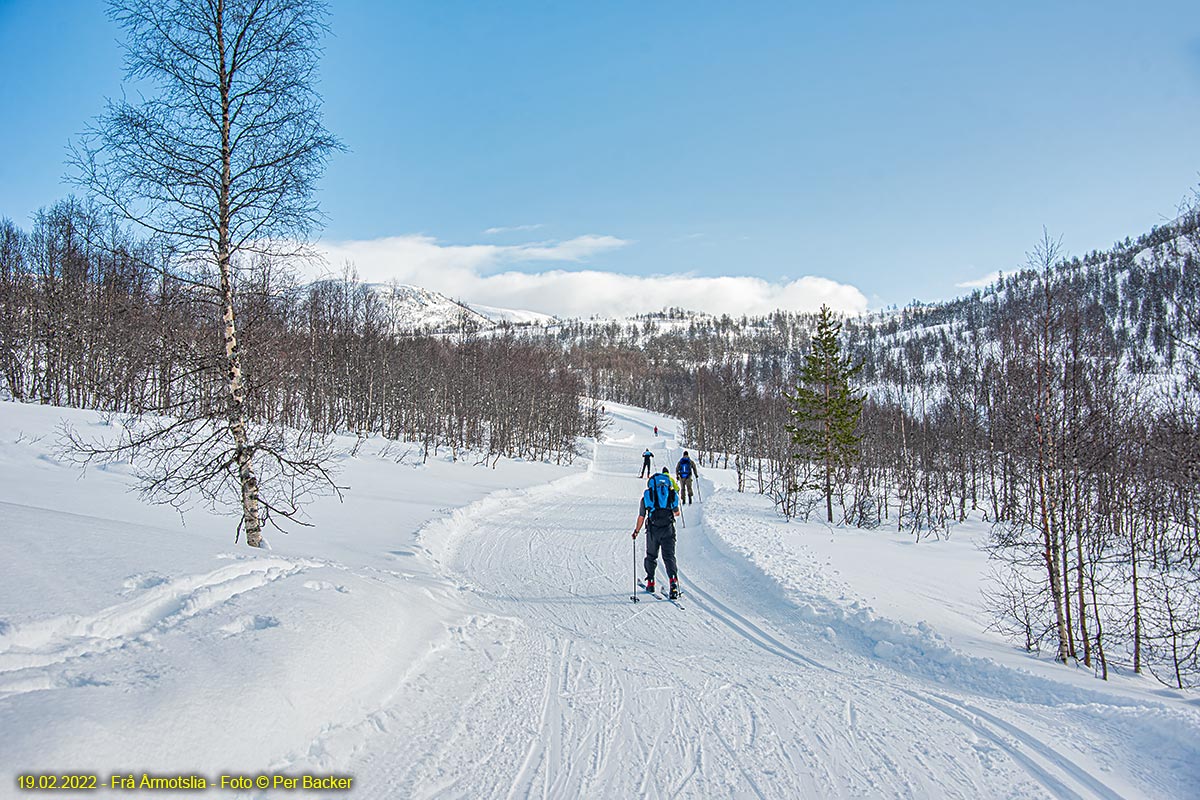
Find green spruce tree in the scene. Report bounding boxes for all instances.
[785,305,865,523]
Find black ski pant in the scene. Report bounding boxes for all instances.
[644,526,677,582]
[640,458,652,477]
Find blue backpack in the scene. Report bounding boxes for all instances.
[677,457,692,479]
[644,473,677,529]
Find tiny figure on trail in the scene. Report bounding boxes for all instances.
[640,448,654,478]
[654,425,659,437]
[632,471,681,598]
[676,450,699,505]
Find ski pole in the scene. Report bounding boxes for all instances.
[631,534,639,603]
[697,478,703,503]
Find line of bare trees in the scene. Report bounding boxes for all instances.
[4,184,1195,683]
[0,202,598,508]
[981,231,1200,688]
[282,274,600,464]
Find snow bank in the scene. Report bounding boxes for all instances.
[700,483,1200,721]
[0,401,576,791]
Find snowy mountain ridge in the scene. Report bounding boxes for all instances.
[351,282,558,333]
[363,282,493,332]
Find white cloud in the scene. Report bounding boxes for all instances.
[956,270,1001,289]
[514,234,629,262]
[317,233,627,277]
[312,233,867,318]
[483,223,545,235]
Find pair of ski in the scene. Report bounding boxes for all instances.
[638,580,684,609]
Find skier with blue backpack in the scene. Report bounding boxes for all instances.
[632,470,682,599]
[639,448,654,478]
[676,451,699,505]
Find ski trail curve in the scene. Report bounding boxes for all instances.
[337,428,1149,798]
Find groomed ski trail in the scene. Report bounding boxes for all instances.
[338,411,1142,799]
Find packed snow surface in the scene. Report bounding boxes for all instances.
[1,400,1198,798]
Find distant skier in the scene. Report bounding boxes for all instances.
[632,471,681,598]
[676,450,699,505]
[640,448,654,478]
[654,425,659,437]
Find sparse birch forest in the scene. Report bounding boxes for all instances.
[0,203,599,469]
[3,201,1199,685]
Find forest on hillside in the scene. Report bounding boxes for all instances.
[545,213,1200,689]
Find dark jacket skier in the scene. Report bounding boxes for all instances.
[675,451,698,505]
[632,472,681,598]
[640,448,654,478]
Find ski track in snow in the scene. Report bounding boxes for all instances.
[308,411,1176,799]
[0,553,319,696]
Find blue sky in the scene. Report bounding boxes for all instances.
[1,1,1198,316]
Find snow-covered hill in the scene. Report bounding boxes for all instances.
[346,283,560,333]
[468,302,557,327]
[363,282,494,332]
[2,400,1199,797]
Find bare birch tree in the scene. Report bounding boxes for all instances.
[71,0,339,546]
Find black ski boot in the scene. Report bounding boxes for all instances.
[645,577,655,593]
[668,578,680,600]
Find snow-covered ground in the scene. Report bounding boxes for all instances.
[1,400,1198,798]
